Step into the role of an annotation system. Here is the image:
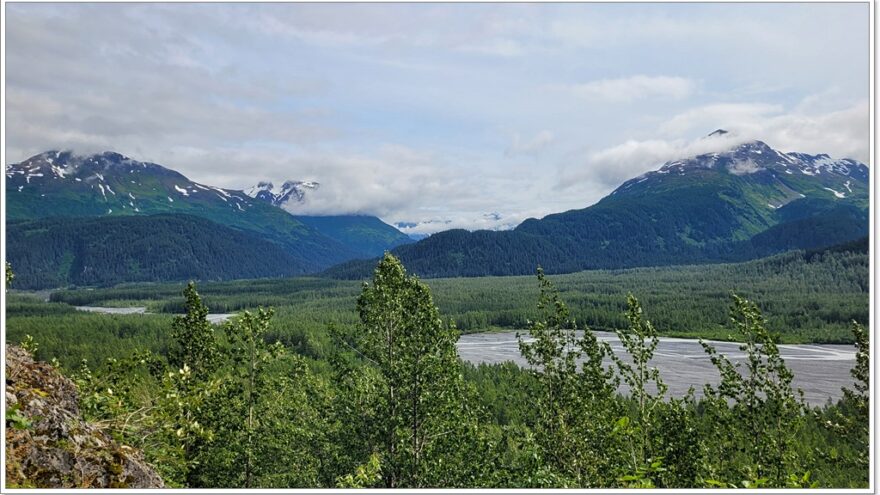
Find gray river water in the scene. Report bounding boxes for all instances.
[457,330,857,406]
[73,307,857,406]
[74,306,236,324]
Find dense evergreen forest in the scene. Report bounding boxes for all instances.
[326,196,867,279]
[321,142,869,280]
[16,244,867,369]
[4,252,870,488]
[6,215,310,289]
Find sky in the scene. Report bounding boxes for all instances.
[4,3,870,235]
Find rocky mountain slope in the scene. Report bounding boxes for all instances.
[246,179,320,208]
[5,345,164,488]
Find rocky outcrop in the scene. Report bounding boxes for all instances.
[5,345,164,488]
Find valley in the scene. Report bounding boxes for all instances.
[6,137,870,289]
[7,242,867,372]
[3,140,870,488]
[4,2,871,489]
[2,134,871,491]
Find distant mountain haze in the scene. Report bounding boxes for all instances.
[244,180,413,254]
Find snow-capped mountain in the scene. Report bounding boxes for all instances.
[6,150,412,264]
[327,133,869,279]
[613,133,868,209]
[6,150,255,214]
[245,180,320,212]
[4,150,387,272]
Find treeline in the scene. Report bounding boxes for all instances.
[43,247,869,345]
[6,215,308,289]
[10,254,869,488]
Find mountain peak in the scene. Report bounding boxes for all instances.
[246,179,320,211]
[707,129,729,137]
[8,150,188,185]
[731,139,774,154]
[611,138,868,199]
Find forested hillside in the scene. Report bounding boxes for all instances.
[326,140,868,279]
[6,151,413,264]
[7,215,308,288]
[5,152,360,267]
[294,215,413,257]
[4,254,869,488]
[10,239,866,374]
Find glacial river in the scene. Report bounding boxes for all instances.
[74,306,236,324]
[457,330,857,406]
[72,308,857,406]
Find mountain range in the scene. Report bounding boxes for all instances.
[5,151,410,288]
[5,135,870,288]
[326,135,869,278]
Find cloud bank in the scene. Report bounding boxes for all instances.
[4,3,869,233]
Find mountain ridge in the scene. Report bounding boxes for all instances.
[5,151,411,266]
[324,139,869,279]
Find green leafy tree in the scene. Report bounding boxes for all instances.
[352,253,479,488]
[154,363,222,486]
[336,453,382,488]
[169,282,220,379]
[699,294,806,487]
[840,321,870,472]
[517,268,619,487]
[611,294,668,485]
[5,261,14,290]
[817,321,869,479]
[222,308,285,488]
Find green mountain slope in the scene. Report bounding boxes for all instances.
[294,215,413,257]
[243,181,413,257]
[5,151,358,269]
[7,214,309,289]
[325,139,869,279]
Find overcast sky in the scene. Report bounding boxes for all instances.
[5,3,869,234]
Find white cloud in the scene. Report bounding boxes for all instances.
[4,4,868,234]
[506,130,555,156]
[567,75,697,103]
[658,103,783,136]
[657,99,869,161]
[561,133,749,189]
[561,97,869,191]
[394,214,521,236]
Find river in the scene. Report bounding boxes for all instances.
[74,306,236,324]
[457,330,857,406]
[71,308,857,406]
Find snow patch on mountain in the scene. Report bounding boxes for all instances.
[245,180,320,212]
[824,187,846,199]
